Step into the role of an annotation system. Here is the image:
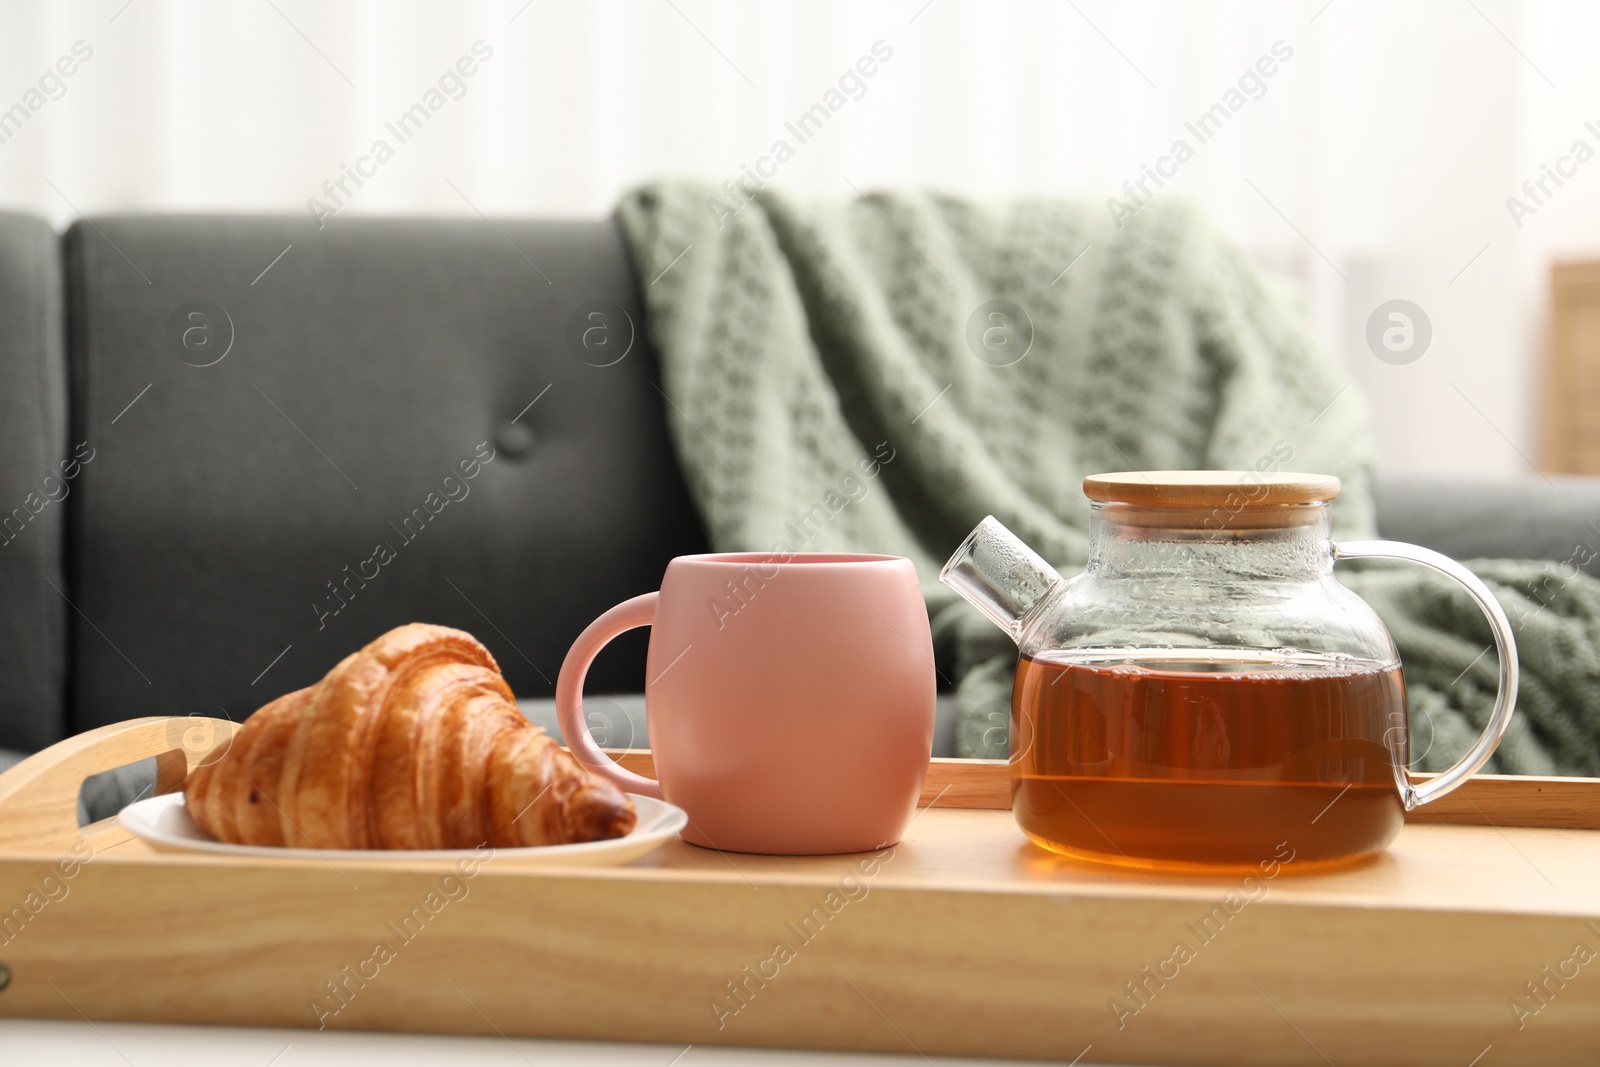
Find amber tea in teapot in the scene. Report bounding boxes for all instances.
[1012,649,1408,867]
[943,472,1518,872]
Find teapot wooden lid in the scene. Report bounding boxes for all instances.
[1083,470,1342,507]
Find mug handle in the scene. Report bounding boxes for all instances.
[1334,539,1519,810]
[554,592,664,800]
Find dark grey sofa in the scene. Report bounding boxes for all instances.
[1,209,1596,789]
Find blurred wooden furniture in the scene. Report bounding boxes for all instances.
[1545,261,1600,472]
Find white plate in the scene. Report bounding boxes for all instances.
[118,791,686,867]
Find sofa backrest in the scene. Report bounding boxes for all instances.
[62,215,707,735]
[0,213,69,751]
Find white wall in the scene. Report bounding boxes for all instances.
[0,0,1593,480]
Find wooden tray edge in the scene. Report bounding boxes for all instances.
[612,751,1600,829]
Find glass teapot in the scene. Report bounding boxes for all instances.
[940,471,1518,872]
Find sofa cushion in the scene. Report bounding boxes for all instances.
[1373,474,1600,573]
[64,215,707,733]
[0,213,68,752]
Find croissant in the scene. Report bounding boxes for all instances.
[185,623,636,849]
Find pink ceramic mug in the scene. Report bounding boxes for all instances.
[556,553,935,854]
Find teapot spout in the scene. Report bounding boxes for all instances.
[939,516,1064,644]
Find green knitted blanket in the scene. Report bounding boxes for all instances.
[616,181,1600,777]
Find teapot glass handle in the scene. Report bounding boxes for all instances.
[1333,539,1519,810]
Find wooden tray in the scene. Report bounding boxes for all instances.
[1,717,1597,1066]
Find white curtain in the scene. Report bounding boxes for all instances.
[0,0,1592,478]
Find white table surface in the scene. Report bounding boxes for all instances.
[0,1019,1151,1066]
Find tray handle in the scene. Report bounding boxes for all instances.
[0,716,237,851]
